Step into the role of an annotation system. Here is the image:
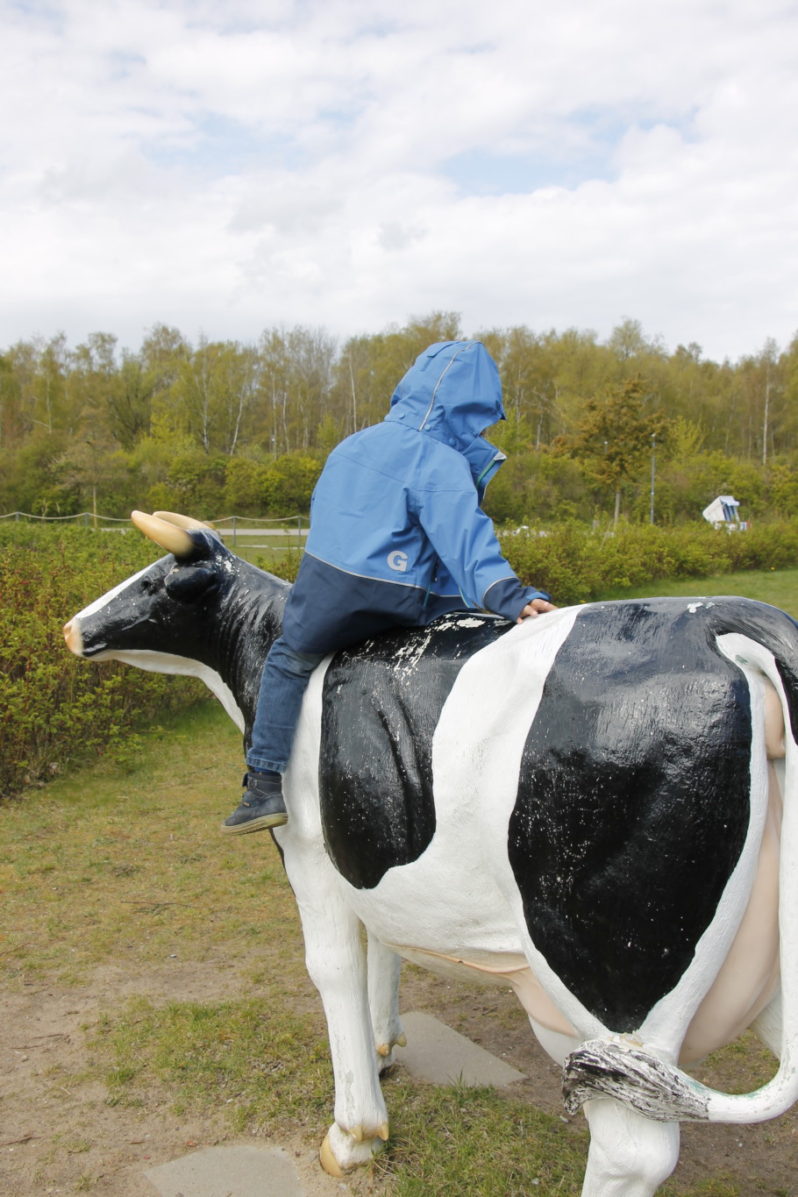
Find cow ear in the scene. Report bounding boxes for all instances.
[164,564,218,603]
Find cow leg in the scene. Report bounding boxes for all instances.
[581,1099,679,1197]
[367,932,406,1069]
[297,895,390,1175]
[535,1021,681,1195]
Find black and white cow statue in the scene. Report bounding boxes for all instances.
[64,510,798,1196]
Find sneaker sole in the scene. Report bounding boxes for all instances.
[220,812,288,835]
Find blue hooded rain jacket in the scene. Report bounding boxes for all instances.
[282,340,550,654]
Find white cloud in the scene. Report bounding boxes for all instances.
[1,0,797,360]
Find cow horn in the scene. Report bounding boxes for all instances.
[152,510,215,532]
[131,510,195,557]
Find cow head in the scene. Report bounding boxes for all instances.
[64,510,290,730]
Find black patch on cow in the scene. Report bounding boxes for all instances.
[320,614,507,889]
[509,598,761,1033]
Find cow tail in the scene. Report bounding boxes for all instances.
[699,639,798,1124]
[566,625,798,1125]
[562,1039,710,1122]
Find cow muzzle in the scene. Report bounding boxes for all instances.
[63,619,84,656]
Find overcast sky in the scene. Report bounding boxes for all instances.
[2,0,797,363]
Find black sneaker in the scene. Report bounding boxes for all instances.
[222,772,288,835]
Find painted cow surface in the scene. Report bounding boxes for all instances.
[64,512,798,1196]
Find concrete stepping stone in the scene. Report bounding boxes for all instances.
[394,1010,526,1088]
[144,1144,309,1196]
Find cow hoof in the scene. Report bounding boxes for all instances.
[319,1132,345,1178]
[377,1031,407,1056]
[319,1123,388,1176]
[377,1030,407,1059]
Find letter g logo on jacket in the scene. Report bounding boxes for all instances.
[387,550,409,573]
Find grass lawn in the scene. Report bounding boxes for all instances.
[600,567,798,618]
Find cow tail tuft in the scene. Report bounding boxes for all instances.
[563,1039,710,1122]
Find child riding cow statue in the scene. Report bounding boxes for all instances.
[64,343,798,1196]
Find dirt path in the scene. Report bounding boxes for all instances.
[2,958,797,1195]
[0,960,351,1197]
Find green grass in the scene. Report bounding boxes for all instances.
[599,566,798,617]
[216,532,304,574]
[0,701,303,985]
[96,994,334,1132]
[363,1080,588,1196]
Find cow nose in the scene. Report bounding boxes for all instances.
[63,619,83,655]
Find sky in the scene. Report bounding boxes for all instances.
[2,0,797,364]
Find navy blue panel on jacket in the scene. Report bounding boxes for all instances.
[282,341,549,655]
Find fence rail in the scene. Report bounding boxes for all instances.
[0,511,308,545]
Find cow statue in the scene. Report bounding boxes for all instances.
[63,510,798,1196]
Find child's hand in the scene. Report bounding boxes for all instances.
[517,598,557,622]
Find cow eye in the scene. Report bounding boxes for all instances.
[140,576,153,592]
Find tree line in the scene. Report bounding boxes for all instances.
[2,312,797,526]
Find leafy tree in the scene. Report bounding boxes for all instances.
[223,455,271,515]
[264,453,323,516]
[163,337,259,455]
[252,326,336,454]
[0,353,24,448]
[559,377,666,524]
[2,314,798,527]
[145,448,227,517]
[107,352,156,448]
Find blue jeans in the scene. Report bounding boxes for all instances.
[246,637,326,773]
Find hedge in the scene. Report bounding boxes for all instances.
[501,519,798,606]
[0,523,208,798]
[4,517,798,799]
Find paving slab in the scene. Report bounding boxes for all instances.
[143,1143,342,1197]
[394,1010,526,1088]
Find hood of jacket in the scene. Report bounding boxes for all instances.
[384,340,506,496]
[385,341,505,445]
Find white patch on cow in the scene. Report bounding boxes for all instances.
[390,626,437,677]
[389,614,505,677]
[88,647,245,731]
[73,562,157,620]
[637,634,784,1061]
[687,600,717,613]
[327,604,605,1039]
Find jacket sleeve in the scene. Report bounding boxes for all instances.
[414,470,550,621]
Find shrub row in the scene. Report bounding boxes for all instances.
[0,523,208,798]
[4,518,798,799]
[502,519,798,606]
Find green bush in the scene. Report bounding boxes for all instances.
[501,519,798,606]
[0,522,208,798]
[5,515,798,799]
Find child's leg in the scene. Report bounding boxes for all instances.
[222,638,325,835]
[247,637,326,773]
